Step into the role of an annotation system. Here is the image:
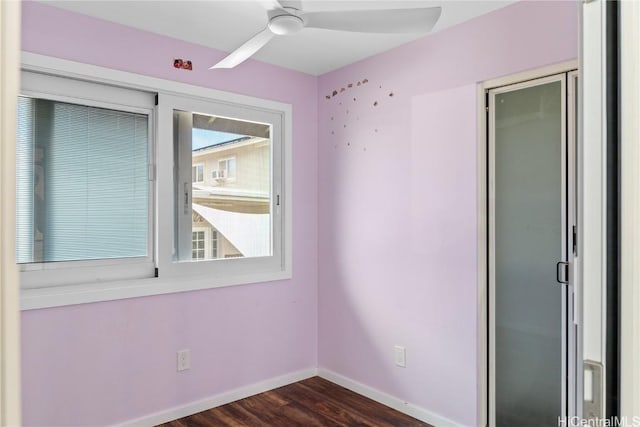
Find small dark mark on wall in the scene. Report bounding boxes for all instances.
[348,83,353,88]
[357,81,362,86]
[332,90,338,97]
[373,101,378,107]
[340,88,346,93]
[389,92,394,97]
[326,95,331,100]
[363,79,369,84]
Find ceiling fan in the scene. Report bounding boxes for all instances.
[210,0,442,69]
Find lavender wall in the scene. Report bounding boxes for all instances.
[317,2,578,426]
[20,1,578,425]
[20,2,318,425]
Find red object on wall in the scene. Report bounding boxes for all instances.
[174,58,192,70]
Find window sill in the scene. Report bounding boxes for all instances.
[20,269,292,310]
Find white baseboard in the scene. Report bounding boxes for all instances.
[317,368,463,427]
[118,367,463,427]
[118,368,317,427]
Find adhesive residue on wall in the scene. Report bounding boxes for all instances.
[325,78,396,153]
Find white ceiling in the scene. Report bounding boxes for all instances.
[42,0,516,75]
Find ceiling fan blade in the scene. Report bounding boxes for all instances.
[258,0,284,11]
[303,7,442,34]
[278,0,302,11]
[210,28,275,69]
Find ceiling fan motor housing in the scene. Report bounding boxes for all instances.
[268,14,304,35]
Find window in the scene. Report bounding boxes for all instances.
[158,92,289,281]
[192,164,204,183]
[192,230,206,260]
[16,97,149,263]
[17,71,155,288]
[19,55,291,309]
[191,226,218,260]
[215,157,236,180]
[211,230,218,259]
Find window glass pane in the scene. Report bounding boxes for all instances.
[227,158,236,179]
[192,164,204,183]
[175,111,271,261]
[16,97,149,263]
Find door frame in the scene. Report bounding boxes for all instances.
[0,1,22,425]
[619,0,640,418]
[476,60,578,427]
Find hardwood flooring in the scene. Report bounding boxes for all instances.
[157,376,433,427]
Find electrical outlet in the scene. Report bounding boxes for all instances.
[177,349,190,371]
[394,346,406,368]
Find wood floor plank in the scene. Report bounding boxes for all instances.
[271,382,377,426]
[289,378,424,427]
[157,376,433,427]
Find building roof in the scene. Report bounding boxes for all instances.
[192,128,249,152]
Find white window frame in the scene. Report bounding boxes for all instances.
[160,92,286,279]
[18,70,156,289]
[19,53,292,310]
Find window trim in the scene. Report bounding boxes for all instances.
[19,52,292,310]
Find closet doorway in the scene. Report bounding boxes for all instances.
[486,69,579,426]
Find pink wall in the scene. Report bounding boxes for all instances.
[317,2,577,426]
[20,2,318,425]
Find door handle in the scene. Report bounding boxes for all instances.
[557,261,570,284]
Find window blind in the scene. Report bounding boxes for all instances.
[16,97,149,263]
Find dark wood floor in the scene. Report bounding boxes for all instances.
[158,376,433,427]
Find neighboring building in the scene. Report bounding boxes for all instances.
[190,130,271,260]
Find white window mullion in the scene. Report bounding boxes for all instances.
[174,110,193,262]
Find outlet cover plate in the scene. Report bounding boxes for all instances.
[394,345,406,368]
[177,349,190,371]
